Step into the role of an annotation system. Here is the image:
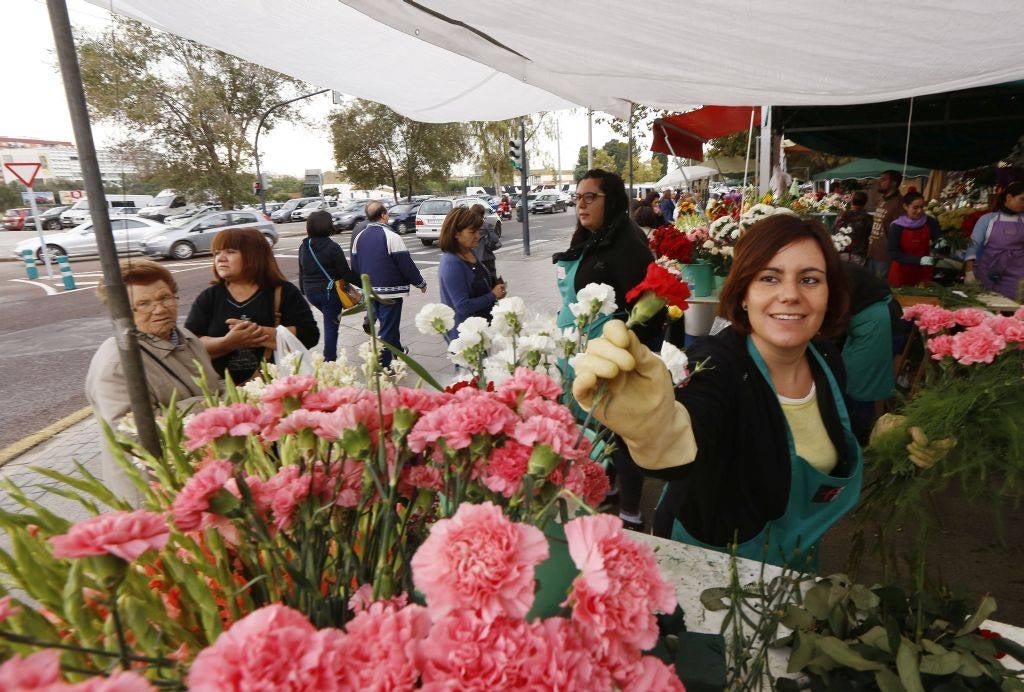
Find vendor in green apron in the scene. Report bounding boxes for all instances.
[553,168,664,531]
[573,214,861,570]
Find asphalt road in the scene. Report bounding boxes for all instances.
[0,210,576,450]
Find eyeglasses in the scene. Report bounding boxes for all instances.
[572,192,606,205]
[132,295,178,313]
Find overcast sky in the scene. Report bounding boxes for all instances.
[6,0,635,179]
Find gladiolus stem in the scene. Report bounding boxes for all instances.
[0,630,174,666]
[108,590,131,671]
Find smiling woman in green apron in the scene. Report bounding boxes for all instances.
[552,168,664,531]
[572,215,862,569]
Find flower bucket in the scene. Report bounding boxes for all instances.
[680,262,714,298]
[713,274,727,291]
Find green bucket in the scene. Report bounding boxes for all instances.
[681,262,714,297]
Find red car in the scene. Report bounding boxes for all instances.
[2,208,30,231]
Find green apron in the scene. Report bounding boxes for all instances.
[842,296,895,402]
[669,337,863,570]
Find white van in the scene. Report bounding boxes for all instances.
[138,189,191,222]
[60,194,154,228]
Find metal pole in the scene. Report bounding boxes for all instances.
[901,97,915,180]
[741,108,755,206]
[25,187,54,278]
[46,0,162,458]
[758,106,772,196]
[520,118,530,257]
[254,88,329,213]
[627,103,634,201]
[586,108,593,169]
[555,116,561,187]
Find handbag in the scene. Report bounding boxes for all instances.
[306,238,363,308]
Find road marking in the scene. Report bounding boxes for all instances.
[410,250,435,255]
[10,279,57,295]
[0,405,93,468]
[417,260,439,265]
[275,254,299,259]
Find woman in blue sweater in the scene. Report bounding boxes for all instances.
[438,206,506,338]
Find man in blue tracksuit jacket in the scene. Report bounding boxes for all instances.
[351,201,427,367]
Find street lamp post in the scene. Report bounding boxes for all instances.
[254,88,329,213]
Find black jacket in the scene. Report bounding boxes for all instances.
[298,236,360,297]
[552,212,664,350]
[653,327,855,547]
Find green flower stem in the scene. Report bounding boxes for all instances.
[108,588,131,671]
[0,630,174,666]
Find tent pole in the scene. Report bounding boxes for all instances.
[901,97,915,179]
[627,102,634,201]
[586,108,593,169]
[741,108,755,206]
[46,0,162,458]
[758,106,772,196]
[658,125,691,192]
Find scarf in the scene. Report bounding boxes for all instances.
[894,214,928,229]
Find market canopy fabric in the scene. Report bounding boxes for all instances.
[654,166,719,188]
[777,82,1024,170]
[651,107,760,160]
[812,158,930,181]
[87,0,1024,122]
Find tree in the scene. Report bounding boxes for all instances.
[467,115,548,192]
[601,140,630,176]
[77,17,307,208]
[708,132,750,158]
[0,182,22,212]
[331,100,469,201]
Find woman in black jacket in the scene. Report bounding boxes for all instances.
[553,168,664,532]
[298,210,360,361]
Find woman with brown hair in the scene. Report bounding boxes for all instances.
[573,214,862,568]
[186,227,318,383]
[438,206,506,338]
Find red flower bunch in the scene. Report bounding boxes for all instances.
[649,224,693,264]
[626,263,691,311]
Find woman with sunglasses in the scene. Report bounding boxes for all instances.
[553,168,664,532]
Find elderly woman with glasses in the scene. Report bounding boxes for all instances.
[85,259,219,504]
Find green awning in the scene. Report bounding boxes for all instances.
[813,158,930,181]
[777,82,1024,170]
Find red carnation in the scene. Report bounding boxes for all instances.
[625,263,691,327]
[650,225,693,264]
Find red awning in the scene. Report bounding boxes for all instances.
[651,106,761,161]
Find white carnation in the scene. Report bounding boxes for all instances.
[491,296,527,336]
[457,316,490,340]
[415,303,455,335]
[571,283,617,319]
[448,333,487,369]
[524,314,560,336]
[520,333,558,358]
[658,341,690,385]
[703,239,715,250]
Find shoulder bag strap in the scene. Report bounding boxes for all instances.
[306,238,336,291]
[262,285,284,364]
[139,342,197,395]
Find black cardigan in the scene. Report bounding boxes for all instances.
[552,213,665,350]
[652,327,854,547]
[298,235,360,297]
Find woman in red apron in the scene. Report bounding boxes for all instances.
[886,191,941,287]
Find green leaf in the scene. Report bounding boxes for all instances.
[859,625,894,654]
[921,639,947,656]
[874,667,906,692]
[815,636,884,671]
[896,639,925,692]
[919,651,960,676]
[780,604,815,631]
[850,583,881,611]
[956,595,997,636]
[955,651,985,678]
[804,583,832,620]
[699,587,730,612]
[787,631,819,673]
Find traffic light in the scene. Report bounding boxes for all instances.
[508,138,524,171]
[253,180,261,195]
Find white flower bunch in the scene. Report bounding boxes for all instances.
[568,283,617,327]
[414,303,456,337]
[491,296,527,336]
[657,341,690,386]
[238,377,269,404]
[313,351,359,388]
[447,316,491,370]
[832,225,853,252]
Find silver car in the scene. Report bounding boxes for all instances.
[12,217,168,263]
[139,210,278,260]
[414,196,502,246]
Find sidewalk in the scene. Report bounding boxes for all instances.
[0,235,569,520]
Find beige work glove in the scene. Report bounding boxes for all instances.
[869,413,957,469]
[572,320,697,470]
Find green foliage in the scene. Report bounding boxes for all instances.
[76,16,307,208]
[0,183,21,213]
[708,132,749,158]
[330,100,470,200]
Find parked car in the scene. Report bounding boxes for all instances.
[12,217,168,262]
[2,208,32,231]
[330,200,372,231]
[531,192,567,214]
[61,195,153,228]
[139,210,278,260]
[270,197,318,224]
[110,207,142,217]
[515,194,538,221]
[415,197,501,247]
[387,202,421,235]
[166,204,221,225]
[23,205,71,231]
[291,200,342,222]
[138,190,190,222]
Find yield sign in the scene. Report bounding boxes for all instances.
[3,162,42,187]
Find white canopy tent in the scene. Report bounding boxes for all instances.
[654,165,719,189]
[85,0,1024,121]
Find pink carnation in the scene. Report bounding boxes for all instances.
[563,460,612,506]
[411,502,548,622]
[926,334,955,360]
[616,654,686,692]
[72,671,156,691]
[263,463,336,531]
[187,604,335,691]
[951,325,1007,365]
[381,387,451,417]
[301,386,366,412]
[398,465,443,499]
[418,612,543,690]
[952,308,989,327]
[261,408,325,442]
[481,441,532,497]
[184,404,269,451]
[1015,306,1024,320]
[513,415,587,462]
[171,459,234,532]
[0,650,61,689]
[0,595,21,623]
[260,375,316,416]
[902,304,956,334]
[563,514,677,651]
[985,315,1024,343]
[50,510,169,563]
[346,584,410,614]
[525,617,612,691]
[407,392,519,452]
[333,604,430,690]
[496,367,563,408]
[315,397,384,442]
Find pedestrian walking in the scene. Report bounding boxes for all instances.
[438,206,506,339]
[186,228,319,384]
[298,210,360,362]
[351,201,427,367]
[659,189,676,225]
